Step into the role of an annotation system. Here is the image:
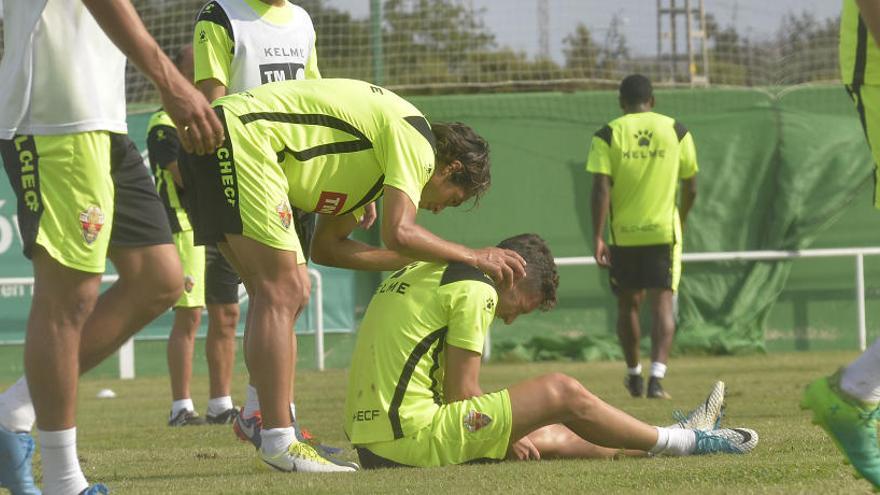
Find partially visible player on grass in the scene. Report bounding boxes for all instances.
[147,45,213,427]
[801,0,880,490]
[184,77,526,472]
[344,233,755,468]
[0,0,222,493]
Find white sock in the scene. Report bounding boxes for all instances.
[290,402,296,422]
[0,377,35,433]
[627,364,642,376]
[170,398,194,418]
[260,427,297,457]
[39,427,89,495]
[207,396,234,416]
[651,362,668,379]
[841,337,880,403]
[649,426,696,456]
[243,384,260,418]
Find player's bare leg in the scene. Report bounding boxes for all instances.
[647,288,675,398]
[221,235,303,430]
[507,373,757,458]
[25,248,101,494]
[168,308,202,401]
[206,303,238,402]
[78,244,183,372]
[508,373,659,452]
[522,424,646,460]
[617,289,645,396]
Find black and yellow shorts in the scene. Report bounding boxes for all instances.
[609,241,682,293]
[184,107,305,265]
[0,132,172,273]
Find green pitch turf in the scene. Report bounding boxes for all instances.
[0,350,873,494]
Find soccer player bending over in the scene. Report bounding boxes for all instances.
[345,234,757,468]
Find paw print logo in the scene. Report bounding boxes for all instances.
[485,298,495,312]
[634,130,653,147]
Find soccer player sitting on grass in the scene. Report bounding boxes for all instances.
[345,233,758,468]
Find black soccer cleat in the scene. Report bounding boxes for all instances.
[168,409,207,426]
[625,374,644,397]
[206,407,240,425]
[647,376,672,400]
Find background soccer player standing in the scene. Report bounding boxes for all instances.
[0,1,222,493]
[586,74,699,399]
[802,0,880,489]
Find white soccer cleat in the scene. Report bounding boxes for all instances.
[670,380,725,430]
[257,441,357,473]
[693,427,758,455]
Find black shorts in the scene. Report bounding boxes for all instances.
[108,133,173,247]
[609,244,676,293]
[204,244,241,305]
[0,133,172,262]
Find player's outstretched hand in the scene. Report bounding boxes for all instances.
[359,202,378,230]
[473,247,527,288]
[160,79,224,155]
[509,436,541,461]
[594,237,611,268]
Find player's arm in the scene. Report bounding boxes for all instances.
[590,174,612,268]
[198,80,227,103]
[382,186,525,287]
[678,130,699,228]
[858,0,880,47]
[81,0,222,154]
[311,211,411,271]
[586,129,613,268]
[443,345,483,401]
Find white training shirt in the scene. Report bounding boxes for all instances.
[0,0,127,139]
[217,0,316,93]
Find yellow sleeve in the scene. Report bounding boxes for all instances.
[679,132,699,179]
[193,17,233,87]
[441,281,497,354]
[305,39,321,79]
[585,134,613,176]
[378,118,436,208]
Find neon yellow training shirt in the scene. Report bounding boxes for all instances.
[586,111,698,246]
[344,261,498,445]
[215,78,437,214]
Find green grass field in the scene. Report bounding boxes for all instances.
[1,350,874,494]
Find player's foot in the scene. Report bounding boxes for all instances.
[167,409,206,427]
[647,376,671,399]
[801,372,880,489]
[671,381,725,430]
[257,441,357,473]
[206,407,240,425]
[693,428,758,455]
[624,374,644,397]
[0,425,40,495]
[78,484,109,495]
[233,408,262,448]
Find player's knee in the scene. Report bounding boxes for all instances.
[253,275,304,310]
[544,373,596,417]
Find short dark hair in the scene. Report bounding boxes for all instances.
[619,74,653,106]
[431,122,491,204]
[496,234,558,311]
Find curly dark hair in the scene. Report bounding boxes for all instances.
[431,122,491,204]
[496,233,558,311]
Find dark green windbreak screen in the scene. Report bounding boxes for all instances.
[410,85,878,360]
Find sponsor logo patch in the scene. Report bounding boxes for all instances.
[463,409,492,433]
[276,201,293,230]
[184,275,196,293]
[79,206,105,245]
[315,191,348,215]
